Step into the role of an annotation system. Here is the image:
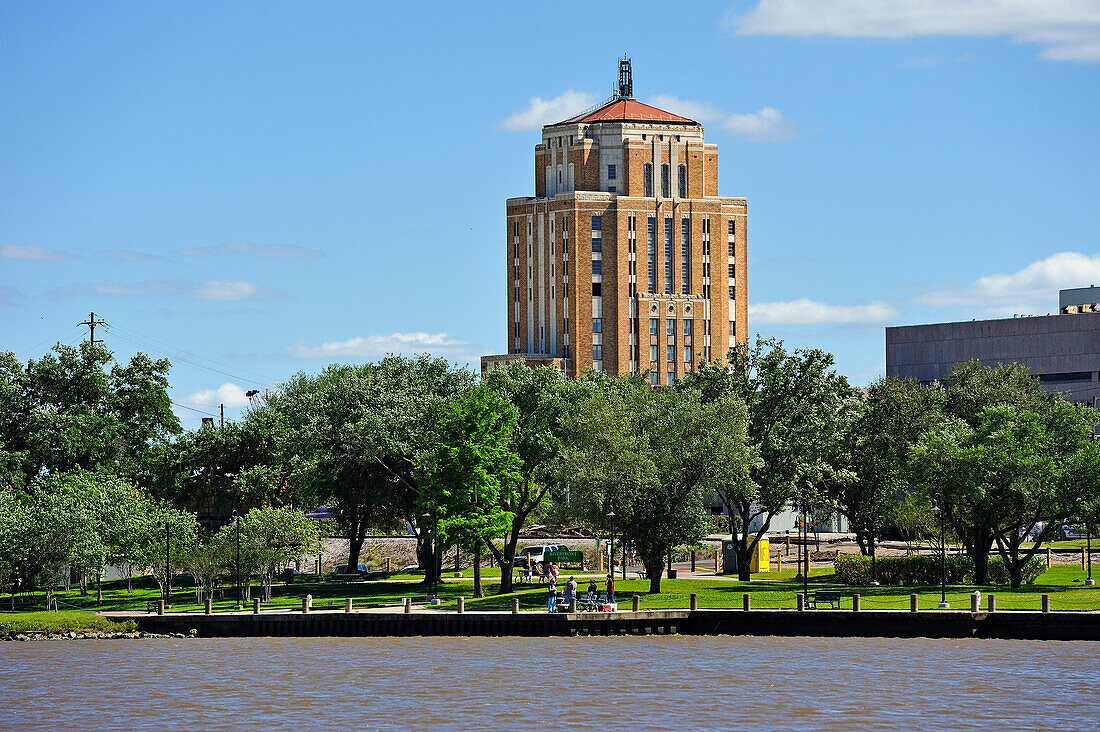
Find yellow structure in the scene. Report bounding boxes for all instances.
[750,538,770,573]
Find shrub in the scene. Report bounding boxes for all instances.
[834,553,972,585]
[987,557,1045,585]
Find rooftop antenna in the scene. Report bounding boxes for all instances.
[617,55,633,100]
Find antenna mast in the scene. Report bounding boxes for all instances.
[617,56,633,100]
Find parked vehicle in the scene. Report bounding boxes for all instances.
[1058,524,1089,540]
[515,545,566,566]
[333,563,369,574]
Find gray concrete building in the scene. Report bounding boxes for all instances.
[886,293,1100,407]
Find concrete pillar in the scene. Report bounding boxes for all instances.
[852,594,860,612]
[345,598,353,613]
[797,593,805,612]
[403,598,411,614]
[512,597,519,615]
[156,599,165,616]
[632,595,640,612]
[971,593,980,612]
[301,598,309,614]
[568,598,576,613]
[204,598,212,616]
[457,596,465,614]
[988,594,996,612]
[1042,594,1051,613]
[910,594,918,612]
[690,593,698,611]
[743,593,751,611]
[253,598,260,615]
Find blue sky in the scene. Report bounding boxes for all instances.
[2,1,1098,424]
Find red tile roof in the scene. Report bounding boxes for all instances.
[552,98,698,126]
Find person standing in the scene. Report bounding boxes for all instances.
[605,574,615,605]
[564,576,577,610]
[547,574,557,613]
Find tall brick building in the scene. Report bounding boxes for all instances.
[481,60,748,382]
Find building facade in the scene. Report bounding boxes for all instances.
[482,60,748,381]
[886,294,1100,408]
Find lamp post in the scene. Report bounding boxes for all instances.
[233,511,241,609]
[801,506,808,603]
[159,520,170,606]
[1087,523,1095,587]
[606,507,615,581]
[932,492,949,608]
[422,508,435,599]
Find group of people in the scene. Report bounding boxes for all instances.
[547,573,615,613]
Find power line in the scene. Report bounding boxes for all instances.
[15,324,84,360]
[79,311,108,345]
[108,321,277,383]
[169,400,220,418]
[106,329,271,388]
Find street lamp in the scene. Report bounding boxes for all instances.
[932,492,949,608]
[158,520,170,606]
[606,507,615,579]
[1087,522,1095,587]
[233,511,241,609]
[422,508,435,599]
[801,506,809,604]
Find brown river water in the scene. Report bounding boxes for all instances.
[2,636,1098,730]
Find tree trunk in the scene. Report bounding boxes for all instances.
[643,555,663,594]
[855,529,869,556]
[473,540,483,598]
[346,519,366,572]
[487,533,519,595]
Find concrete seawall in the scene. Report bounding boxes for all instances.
[104,609,1100,642]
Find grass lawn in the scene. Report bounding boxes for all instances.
[0,610,135,634]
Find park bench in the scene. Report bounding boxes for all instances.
[808,590,842,609]
[146,600,158,613]
[331,573,365,584]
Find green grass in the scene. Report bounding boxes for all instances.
[4,563,1098,623]
[0,610,136,634]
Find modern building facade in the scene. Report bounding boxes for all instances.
[481,59,748,381]
[886,291,1100,407]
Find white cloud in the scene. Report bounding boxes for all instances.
[48,278,280,300]
[728,0,1100,62]
[1,244,73,261]
[750,298,899,325]
[500,89,597,131]
[103,249,164,262]
[185,382,252,408]
[288,331,484,363]
[180,242,321,258]
[914,252,1100,308]
[192,279,280,300]
[647,96,798,143]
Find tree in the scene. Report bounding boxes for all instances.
[680,338,850,580]
[419,387,521,598]
[129,505,200,603]
[912,400,1096,588]
[562,372,752,592]
[480,362,568,594]
[216,507,320,602]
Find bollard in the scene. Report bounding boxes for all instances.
[385,558,391,573]
[777,555,783,573]
[714,552,720,574]
[632,595,640,613]
[1046,547,1052,568]
[910,594,918,612]
[457,596,464,614]
[691,550,696,573]
[253,597,260,615]
[971,592,980,613]
[1084,547,1088,570]
[403,597,411,613]
[797,593,805,612]
[852,594,860,612]
[987,594,996,612]
[786,532,790,554]
[569,598,576,613]
[302,597,310,614]
[743,593,751,611]
[690,593,698,611]
[157,599,165,616]
[1042,594,1051,613]
[345,597,353,613]
[205,598,213,616]
[512,597,520,615]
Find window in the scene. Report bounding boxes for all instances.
[593,345,602,361]
[728,220,735,235]
[649,318,658,335]
[667,372,675,385]
[683,319,692,336]
[629,318,636,334]
[513,221,519,236]
[647,217,656,293]
[593,282,601,296]
[650,345,658,362]
[684,345,693,364]
[563,261,568,276]
[661,164,670,198]
[644,163,653,197]
[592,215,601,231]
[730,320,735,334]
[558,170,562,184]
[728,264,735,278]
[729,241,735,258]
[678,164,686,198]
[729,286,735,300]
[607,164,617,180]
[667,345,676,362]
[664,218,673,294]
[592,237,601,253]
[608,186,616,194]
[592,259,602,276]
[651,371,659,385]
[681,219,691,295]
[666,319,676,336]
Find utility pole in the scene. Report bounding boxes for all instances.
[79,312,107,345]
[220,403,225,428]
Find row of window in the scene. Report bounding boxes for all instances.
[641,163,688,198]
[595,345,695,368]
[516,215,735,242]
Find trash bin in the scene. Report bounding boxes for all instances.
[283,568,295,584]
